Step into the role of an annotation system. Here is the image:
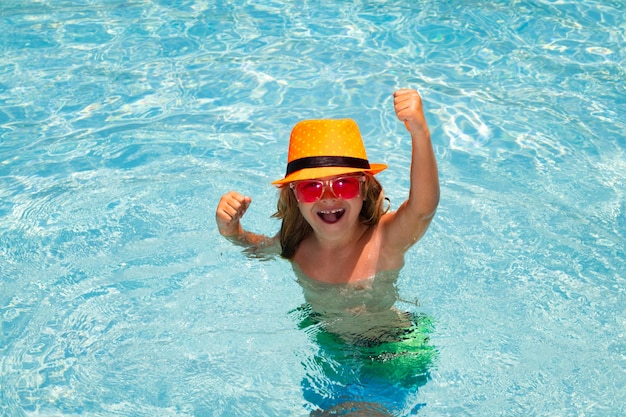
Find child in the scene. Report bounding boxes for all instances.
[215,88,439,414]
[216,88,439,283]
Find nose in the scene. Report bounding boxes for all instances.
[319,182,336,200]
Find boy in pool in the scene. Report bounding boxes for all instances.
[216,88,439,279]
[216,88,439,414]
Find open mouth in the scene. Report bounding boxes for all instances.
[317,208,345,224]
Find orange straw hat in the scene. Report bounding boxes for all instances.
[272,119,387,185]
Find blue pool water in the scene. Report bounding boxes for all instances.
[1,0,625,415]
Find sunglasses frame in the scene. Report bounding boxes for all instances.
[290,175,366,203]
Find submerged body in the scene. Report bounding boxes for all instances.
[294,269,436,414]
[295,268,405,339]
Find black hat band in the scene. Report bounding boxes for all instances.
[286,156,371,176]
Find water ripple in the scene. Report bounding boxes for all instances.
[1,0,625,415]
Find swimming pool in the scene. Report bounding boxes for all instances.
[1,0,624,415]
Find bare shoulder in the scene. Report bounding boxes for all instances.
[376,206,434,258]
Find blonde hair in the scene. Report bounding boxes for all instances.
[272,174,388,259]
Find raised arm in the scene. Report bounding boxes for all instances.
[216,191,278,250]
[381,89,440,253]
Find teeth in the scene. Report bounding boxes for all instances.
[319,209,343,214]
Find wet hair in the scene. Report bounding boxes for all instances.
[272,174,389,259]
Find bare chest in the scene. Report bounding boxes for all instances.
[293,234,381,284]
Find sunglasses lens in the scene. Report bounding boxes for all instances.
[332,177,361,199]
[294,181,323,203]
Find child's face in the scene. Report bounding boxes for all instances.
[293,175,365,236]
